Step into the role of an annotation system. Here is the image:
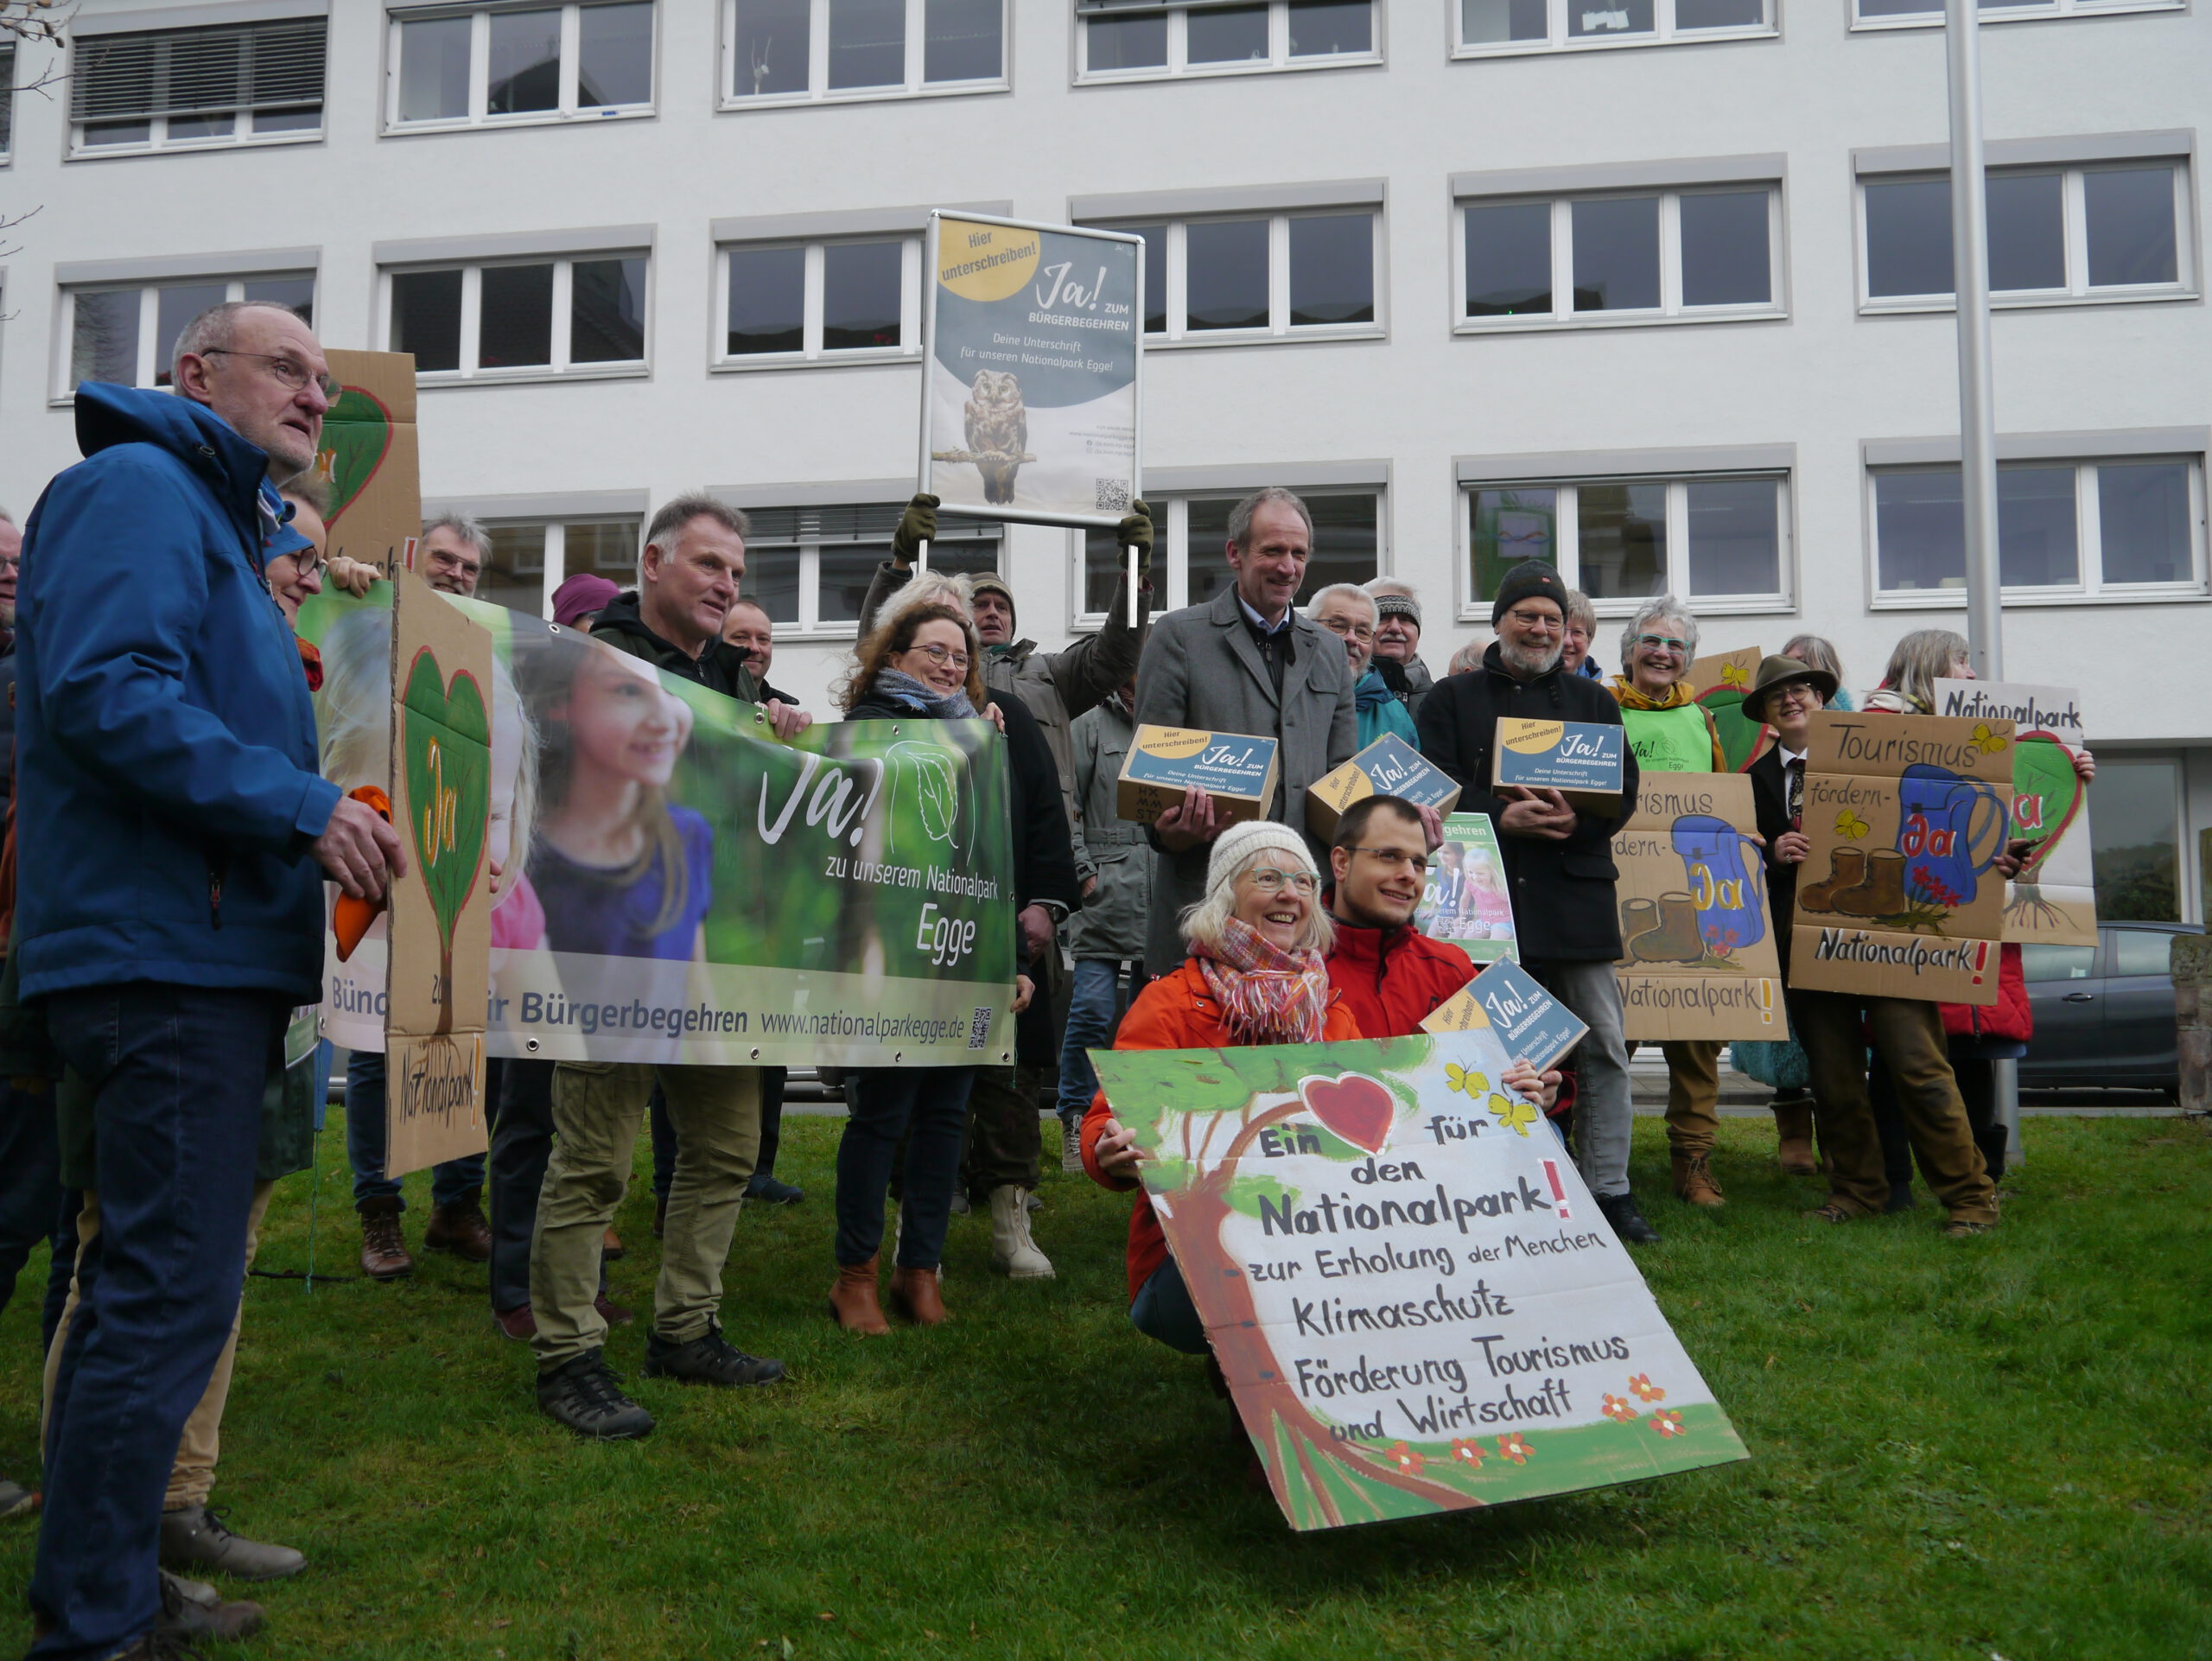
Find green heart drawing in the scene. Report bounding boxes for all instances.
[319,386,393,524]
[1698,687,1773,773]
[2011,733,2082,862]
[402,647,491,1027]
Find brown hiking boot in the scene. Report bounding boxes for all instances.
[1773,1099,1818,1176]
[829,1258,890,1335]
[1671,1151,1726,1208]
[888,1264,947,1326]
[423,1192,493,1262]
[358,1197,414,1280]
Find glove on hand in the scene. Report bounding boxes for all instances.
[1117,499,1154,581]
[892,493,939,566]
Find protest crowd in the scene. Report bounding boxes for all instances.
[0,299,2096,1658]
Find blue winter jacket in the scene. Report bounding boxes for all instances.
[16,384,340,1002]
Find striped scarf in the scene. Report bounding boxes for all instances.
[1195,917,1331,1047]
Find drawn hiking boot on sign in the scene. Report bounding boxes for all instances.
[1628,892,1706,964]
[1834,850,1910,920]
[1796,848,1866,914]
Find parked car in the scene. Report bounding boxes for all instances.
[2020,921,2202,1098]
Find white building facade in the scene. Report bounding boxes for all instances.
[2,0,2206,923]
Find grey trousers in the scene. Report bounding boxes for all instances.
[1525,958,1635,1200]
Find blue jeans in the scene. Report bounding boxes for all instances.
[1130,1257,1208,1355]
[33,983,284,1661]
[835,1067,973,1270]
[344,1048,486,1210]
[1056,959,1135,1122]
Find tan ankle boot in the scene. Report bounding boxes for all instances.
[828,1258,889,1335]
[889,1264,947,1326]
[1773,1102,1818,1176]
[1671,1151,1726,1207]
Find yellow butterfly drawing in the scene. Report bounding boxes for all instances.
[1719,662,1750,689]
[1488,1092,1538,1137]
[1969,722,2008,756]
[1834,809,1871,841]
[1445,1063,1489,1098]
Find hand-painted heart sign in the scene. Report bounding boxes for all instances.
[401,646,491,972]
[1299,1073,1396,1155]
[1699,686,1774,774]
[318,385,394,525]
[2010,731,2083,869]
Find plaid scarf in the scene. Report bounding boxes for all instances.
[1194,917,1330,1047]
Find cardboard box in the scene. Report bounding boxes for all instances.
[1933,678,2097,950]
[1492,717,1626,816]
[317,349,421,577]
[1611,773,1785,1041]
[1415,811,1517,964]
[1306,733,1461,843]
[1688,645,1773,773]
[1789,711,2014,1006]
[1421,958,1588,1071]
[1116,725,1281,830]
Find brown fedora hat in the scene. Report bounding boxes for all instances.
[1741,654,1839,724]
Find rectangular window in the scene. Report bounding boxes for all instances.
[384,254,648,380]
[715,236,919,366]
[474,518,641,619]
[1861,162,2190,307]
[1083,210,1379,343]
[741,504,999,635]
[2089,756,2182,922]
[1459,186,1780,329]
[390,3,655,130]
[61,272,316,397]
[1869,456,2206,601]
[69,17,325,155]
[1854,0,2181,27]
[1,42,15,159]
[1077,0,1378,80]
[724,0,1005,104]
[1455,0,1770,54]
[1463,474,1789,612]
[1077,490,1381,623]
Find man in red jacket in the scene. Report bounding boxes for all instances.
[1322,795,1480,1034]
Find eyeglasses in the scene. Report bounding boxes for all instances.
[1633,633,1688,656]
[906,641,970,671]
[201,348,340,401]
[1771,684,1821,707]
[1318,615,1376,643]
[1503,608,1563,633]
[1241,868,1318,896]
[1349,847,1429,876]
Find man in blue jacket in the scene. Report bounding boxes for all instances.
[17,299,402,1660]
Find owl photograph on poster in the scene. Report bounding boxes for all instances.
[964,369,1028,504]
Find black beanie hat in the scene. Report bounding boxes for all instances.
[1491,560,1570,627]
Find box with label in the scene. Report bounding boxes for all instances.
[1306,733,1461,843]
[1492,717,1626,816]
[1116,726,1281,830]
[1421,958,1587,1072]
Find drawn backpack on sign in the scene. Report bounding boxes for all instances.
[1670,814,1767,959]
[1896,764,2008,910]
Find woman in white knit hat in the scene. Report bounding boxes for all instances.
[1077,820,1358,1354]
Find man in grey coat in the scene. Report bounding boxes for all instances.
[1133,487,1358,977]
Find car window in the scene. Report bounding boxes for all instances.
[2021,944,2096,983]
[2107,929,2181,980]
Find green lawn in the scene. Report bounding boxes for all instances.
[1,1113,2206,1661]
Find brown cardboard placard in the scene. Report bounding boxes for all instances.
[317,349,420,577]
[384,570,494,1178]
[1611,774,1784,1041]
[1686,645,1774,773]
[1116,725,1281,830]
[1685,646,1760,701]
[1932,679,2097,949]
[1306,734,1461,843]
[1789,712,2013,1006]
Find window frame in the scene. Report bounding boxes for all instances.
[67,16,328,158]
[1455,470,1796,622]
[1850,0,2182,30]
[1454,181,1786,334]
[0,41,16,164]
[378,251,652,385]
[383,1,658,136]
[740,504,1002,640]
[718,0,1011,110]
[471,516,643,619]
[1074,0,1382,85]
[53,268,320,403]
[1864,454,2209,608]
[1856,158,2196,314]
[710,234,924,371]
[1083,208,1384,347]
[1450,0,1774,59]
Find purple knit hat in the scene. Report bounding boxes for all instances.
[552,573,620,629]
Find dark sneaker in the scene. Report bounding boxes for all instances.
[1884,1182,1917,1213]
[536,1350,655,1441]
[1596,1192,1661,1244]
[642,1322,785,1389]
[745,1174,804,1205]
[159,1504,305,1581]
[158,1566,266,1641]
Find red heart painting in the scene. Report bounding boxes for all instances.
[1300,1073,1396,1155]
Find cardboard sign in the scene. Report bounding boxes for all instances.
[317,350,420,577]
[1934,679,2097,950]
[384,572,494,1177]
[1789,712,2013,1006]
[1091,1032,1748,1531]
[1688,646,1773,774]
[1116,725,1280,830]
[1493,718,1625,815]
[1421,958,1587,1069]
[1307,734,1462,843]
[1414,812,1516,964]
[1611,774,1784,1041]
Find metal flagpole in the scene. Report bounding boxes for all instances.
[1944,0,2020,1163]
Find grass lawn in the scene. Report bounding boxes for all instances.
[0,1112,2205,1661]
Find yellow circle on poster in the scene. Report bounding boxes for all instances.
[1138,728,1212,760]
[1502,720,1565,754]
[938,220,1040,302]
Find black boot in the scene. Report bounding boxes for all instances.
[536,1349,655,1441]
[1597,1191,1661,1244]
[642,1321,785,1388]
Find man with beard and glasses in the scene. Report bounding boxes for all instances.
[1415,562,1651,1242]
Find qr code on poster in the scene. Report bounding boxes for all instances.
[968,1007,993,1049]
[1095,478,1131,513]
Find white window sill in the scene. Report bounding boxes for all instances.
[67,129,323,162]
[1451,27,1775,57]
[711,348,920,373]
[1457,306,1785,336]
[383,105,654,138]
[416,364,650,389]
[1076,54,1382,86]
[1454,595,1796,625]
[1850,0,2180,28]
[1142,325,1385,351]
[1860,287,2198,315]
[1872,587,2208,608]
[768,626,863,644]
[718,80,1007,111]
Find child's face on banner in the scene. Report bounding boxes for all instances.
[565,650,693,788]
